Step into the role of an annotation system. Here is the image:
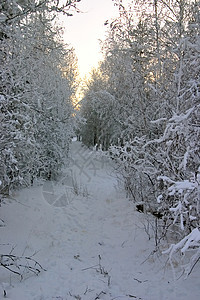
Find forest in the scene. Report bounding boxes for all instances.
[0,0,200,293]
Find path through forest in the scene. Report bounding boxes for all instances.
[0,141,199,299]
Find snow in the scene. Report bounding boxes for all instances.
[168,180,197,195]
[169,107,196,123]
[157,176,175,184]
[1,141,200,300]
[150,118,167,124]
[157,194,163,203]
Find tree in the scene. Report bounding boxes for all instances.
[0,1,80,194]
[81,89,115,150]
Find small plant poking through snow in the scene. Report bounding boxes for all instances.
[72,174,89,198]
[0,251,46,280]
[82,255,111,287]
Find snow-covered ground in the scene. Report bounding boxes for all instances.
[0,141,199,300]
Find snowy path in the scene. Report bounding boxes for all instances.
[1,141,199,299]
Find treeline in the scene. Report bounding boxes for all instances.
[79,0,200,276]
[0,0,80,194]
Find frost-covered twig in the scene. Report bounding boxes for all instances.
[163,228,200,277]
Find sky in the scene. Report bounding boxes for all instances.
[61,0,120,78]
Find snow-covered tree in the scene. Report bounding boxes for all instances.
[0,1,80,194]
[80,89,115,150]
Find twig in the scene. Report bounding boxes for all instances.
[133,278,148,284]
[187,256,200,277]
[82,264,99,271]
[133,278,142,284]
[83,286,93,295]
[0,219,5,226]
[140,249,158,265]
[82,255,111,286]
[95,291,106,299]
[121,240,128,247]
[68,292,81,299]
[111,295,142,300]
[0,253,46,280]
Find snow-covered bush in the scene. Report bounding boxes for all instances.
[109,137,157,206]
[80,0,200,274]
[153,107,200,231]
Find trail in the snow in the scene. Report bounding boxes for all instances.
[0,141,199,300]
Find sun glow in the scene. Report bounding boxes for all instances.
[61,0,119,79]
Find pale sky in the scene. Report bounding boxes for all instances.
[61,0,120,78]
